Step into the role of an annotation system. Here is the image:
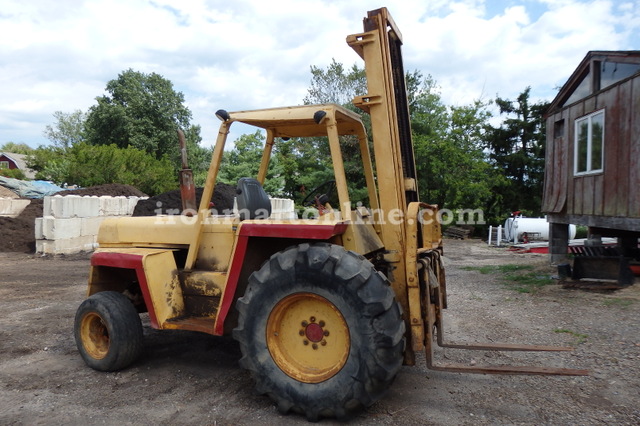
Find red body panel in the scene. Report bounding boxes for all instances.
[213,221,348,335]
[90,222,348,336]
[91,252,160,329]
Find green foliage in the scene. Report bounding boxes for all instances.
[575,225,588,239]
[602,298,635,308]
[26,146,69,184]
[463,264,554,293]
[485,87,549,219]
[208,61,550,231]
[84,69,206,177]
[554,328,589,344]
[300,60,371,204]
[272,137,334,203]
[34,69,212,193]
[0,167,26,179]
[43,110,86,148]
[304,59,367,105]
[411,78,502,216]
[219,131,284,195]
[0,142,33,154]
[27,143,176,195]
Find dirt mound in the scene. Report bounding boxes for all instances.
[1,183,148,253]
[2,183,237,253]
[133,183,236,216]
[0,199,43,253]
[55,183,147,197]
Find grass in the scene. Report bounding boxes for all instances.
[463,264,555,293]
[554,328,589,344]
[603,298,635,308]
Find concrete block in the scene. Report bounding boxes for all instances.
[63,195,82,218]
[117,196,131,215]
[36,235,96,255]
[270,198,296,219]
[83,196,102,217]
[99,196,125,216]
[127,197,145,215]
[35,239,52,254]
[35,217,44,240]
[0,199,30,217]
[41,217,82,240]
[43,195,100,218]
[43,195,59,217]
[71,195,100,218]
[81,216,107,236]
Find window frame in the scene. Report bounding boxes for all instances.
[0,160,10,169]
[574,109,605,176]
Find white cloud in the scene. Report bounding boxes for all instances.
[0,0,639,148]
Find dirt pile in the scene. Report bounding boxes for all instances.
[0,185,19,198]
[0,199,43,253]
[0,183,149,254]
[133,183,236,216]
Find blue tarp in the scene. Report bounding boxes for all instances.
[0,176,66,199]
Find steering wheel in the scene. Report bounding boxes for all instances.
[301,180,337,208]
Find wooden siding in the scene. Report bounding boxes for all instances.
[0,154,19,170]
[543,74,640,222]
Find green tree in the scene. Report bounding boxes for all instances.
[43,110,86,148]
[26,146,69,184]
[485,87,548,217]
[0,167,26,180]
[274,137,336,203]
[411,78,499,215]
[84,69,207,175]
[304,59,367,106]
[303,61,498,213]
[27,143,176,195]
[218,131,284,195]
[0,142,33,154]
[301,60,372,205]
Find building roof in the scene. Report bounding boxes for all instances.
[0,152,36,179]
[547,50,640,115]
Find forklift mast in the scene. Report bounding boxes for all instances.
[346,7,422,324]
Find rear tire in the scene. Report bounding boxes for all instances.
[233,243,405,421]
[74,291,143,372]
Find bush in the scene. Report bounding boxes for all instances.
[0,167,26,180]
[27,143,177,196]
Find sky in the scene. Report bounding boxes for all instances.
[1,0,639,149]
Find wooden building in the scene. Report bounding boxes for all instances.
[543,51,640,262]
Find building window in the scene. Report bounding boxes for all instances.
[554,119,565,138]
[0,161,10,169]
[575,110,604,175]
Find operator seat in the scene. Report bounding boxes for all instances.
[236,177,272,220]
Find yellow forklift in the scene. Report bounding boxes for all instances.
[74,8,586,421]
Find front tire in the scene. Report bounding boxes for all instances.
[74,291,143,372]
[233,243,405,421]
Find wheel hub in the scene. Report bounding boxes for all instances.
[267,292,350,383]
[304,321,324,343]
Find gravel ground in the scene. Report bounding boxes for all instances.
[0,239,638,425]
